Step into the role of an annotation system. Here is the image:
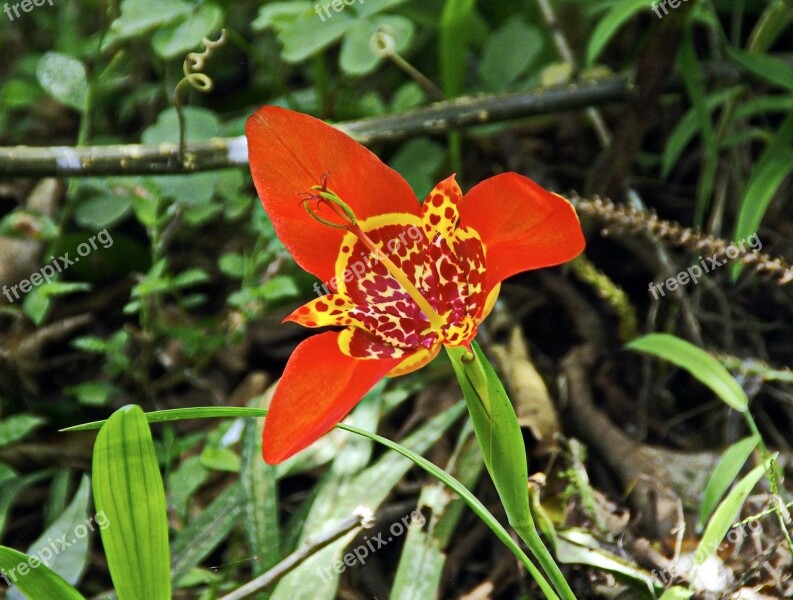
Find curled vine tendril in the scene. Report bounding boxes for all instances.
[173,29,227,159]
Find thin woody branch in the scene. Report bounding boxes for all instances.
[0,60,751,178]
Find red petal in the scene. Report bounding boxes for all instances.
[246,106,420,283]
[458,173,585,294]
[262,331,402,464]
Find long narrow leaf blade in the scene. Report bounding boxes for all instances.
[695,459,769,567]
[698,435,759,529]
[335,422,558,600]
[92,405,170,600]
[446,343,530,528]
[8,475,92,599]
[241,401,280,575]
[626,334,748,412]
[62,407,267,431]
[0,546,86,600]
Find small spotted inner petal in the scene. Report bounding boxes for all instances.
[420,174,461,246]
[288,176,493,366]
[285,294,359,328]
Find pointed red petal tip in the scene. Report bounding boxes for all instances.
[245,106,420,284]
[262,331,403,464]
[458,172,585,294]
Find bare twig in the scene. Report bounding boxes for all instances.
[0,61,754,178]
[218,507,374,600]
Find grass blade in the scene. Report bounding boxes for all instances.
[170,483,245,577]
[694,459,769,568]
[585,0,649,67]
[241,400,281,575]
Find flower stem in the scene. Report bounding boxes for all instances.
[446,343,575,600]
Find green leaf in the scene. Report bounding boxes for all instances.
[74,196,132,230]
[658,585,694,600]
[356,0,409,17]
[1,79,44,109]
[241,394,280,575]
[480,17,542,90]
[661,87,737,177]
[141,104,219,141]
[554,529,661,595]
[389,137,446,199]
[172,268,209,288]
[439,0,476,97]
[271,8,356,63]
[23,281,93,325]
[733,111,793,258]
[339,15,414,75]
[36,53,88,112]
[259,275,300,302]
[694,459,769,568]
[698,435,759,529]
[37,282,93,298]
[199,447,240,472]
[0,415,45,446]
[218,252,244,279]
[725,46,793,92]
[0,472,52,538]
[0,463,15,486]
[92,405,170,600]
[170,483,244,576]
[167,455,208,519]
[8,476,92,597]
[585,0,649,66]
[679,30,718,224]
[107,0,193,42]
[252,1,312,31]
[626,333,748,412]
[747,0,793,52]
[152,3,223,59]
[446,344,530,528]
[733,94,793,121]
[0,546,85,600]
[391,82,425,112]
[66,381,117,407]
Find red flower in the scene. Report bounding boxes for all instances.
[246,106,585,463]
